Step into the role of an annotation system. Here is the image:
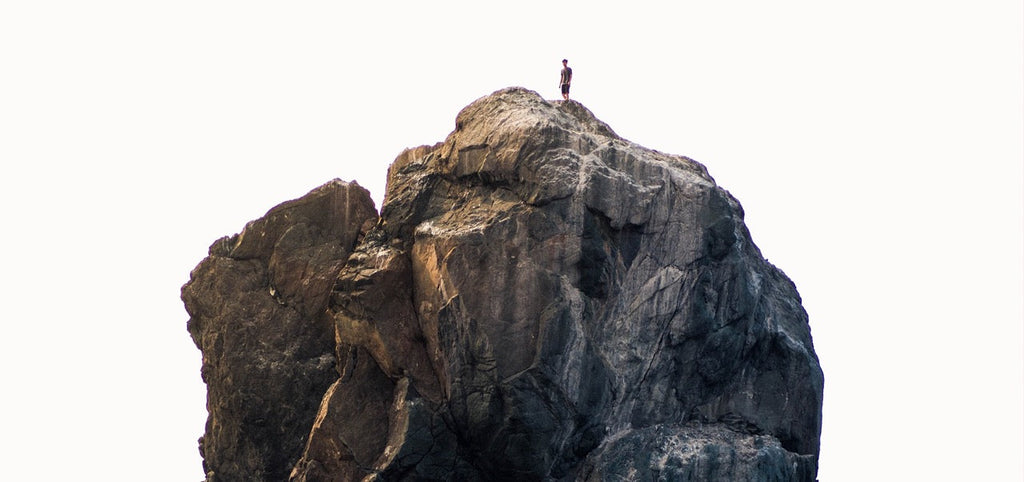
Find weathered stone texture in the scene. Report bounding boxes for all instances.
[183,87,823,481]
[183,180,377,481]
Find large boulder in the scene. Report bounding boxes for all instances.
[182,180,378,481]
[183,87,823,481]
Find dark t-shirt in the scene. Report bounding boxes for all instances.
[560,67,573,85]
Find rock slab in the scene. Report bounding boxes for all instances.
[183,87,824,481]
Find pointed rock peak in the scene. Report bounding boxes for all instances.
[453,87,618,139]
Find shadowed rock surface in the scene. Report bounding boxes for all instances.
[183,87,823,481]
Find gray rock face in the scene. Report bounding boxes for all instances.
[183,87,823,481]
[579,424,817,481]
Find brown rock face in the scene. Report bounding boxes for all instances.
[183,87,824,481]
[182,180,377,481]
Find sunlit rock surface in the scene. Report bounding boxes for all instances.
[183,87,823,481]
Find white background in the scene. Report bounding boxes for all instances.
[2,2,1020,480]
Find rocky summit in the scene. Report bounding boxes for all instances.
[182,87,824,481]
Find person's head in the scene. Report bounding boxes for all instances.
[562,59,568,66]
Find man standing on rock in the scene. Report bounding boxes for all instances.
[559,59,573,100]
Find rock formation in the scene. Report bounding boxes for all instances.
[183,87,824,481]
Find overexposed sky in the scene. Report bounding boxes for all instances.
[2,2,1021,480]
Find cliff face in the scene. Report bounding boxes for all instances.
[182,87,824,481]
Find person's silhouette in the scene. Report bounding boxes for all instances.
[559,59,573,100]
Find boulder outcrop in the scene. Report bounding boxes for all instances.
[183,87,823,481]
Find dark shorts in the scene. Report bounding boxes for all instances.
[561,83,570,94]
